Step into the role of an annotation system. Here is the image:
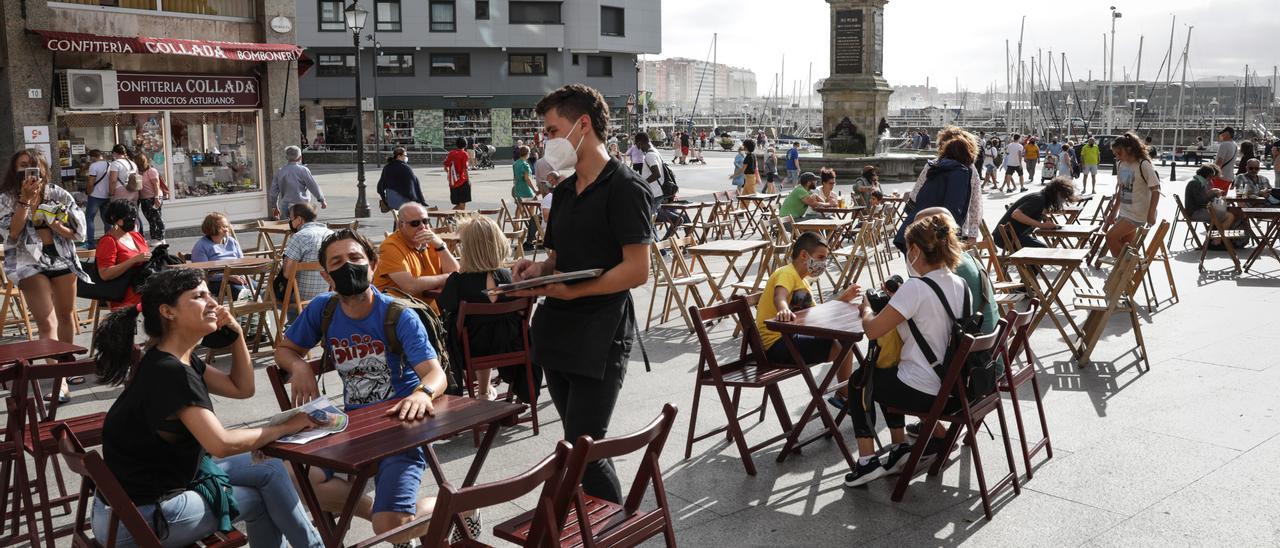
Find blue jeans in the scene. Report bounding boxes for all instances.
[85,196,110,247]
[91,454,322,548]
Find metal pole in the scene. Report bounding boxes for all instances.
[1172,26,1192,182]
[371,37,380,156]
[353,30,370,218]
[1108,8,1118,135]
[1006,39,1012,135]
[1134,35,1143,133]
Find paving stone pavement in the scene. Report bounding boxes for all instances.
[13,149,1280,546]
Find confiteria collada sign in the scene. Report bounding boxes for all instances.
[116,73,260,109]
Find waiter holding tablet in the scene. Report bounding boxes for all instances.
[511,84,653,503]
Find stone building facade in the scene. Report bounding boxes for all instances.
[0,0,302,228]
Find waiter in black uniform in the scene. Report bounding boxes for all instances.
[512,85,652,503]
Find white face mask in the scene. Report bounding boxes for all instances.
[543,119,587,171]
[906,248,922,277]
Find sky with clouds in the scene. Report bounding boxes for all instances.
[657,0,1279,97]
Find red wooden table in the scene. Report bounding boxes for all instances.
[260,395,524,547]
[0,339,85,366]
[764,300,865,469]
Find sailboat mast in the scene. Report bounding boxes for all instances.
[711,33,717,129]
[1173,26,1192,180]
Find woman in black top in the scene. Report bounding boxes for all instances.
[439,216,542,403]
[741,138,759,194]
[994,176,1075,250]
[92,269,322,547]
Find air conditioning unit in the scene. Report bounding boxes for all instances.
[58,69,119,110]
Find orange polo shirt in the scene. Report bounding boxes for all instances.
[373,230,443,310]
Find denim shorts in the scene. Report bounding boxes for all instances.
[323,447,426,515]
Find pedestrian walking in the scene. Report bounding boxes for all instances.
[376,147,426,213]
[135,154,167,242]
[443,138,472,210]
[269,145,327,219]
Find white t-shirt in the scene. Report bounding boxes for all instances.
[109,158,136,194]
[641,149,664,198]
[983,146,998,167]
[1003,143,1025,168]
[540,191,553,212]
[888,269,971,395]
[87,160,111,199]
[1116,159,1161,224]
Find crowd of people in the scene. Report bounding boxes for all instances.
[8,76,1280,545]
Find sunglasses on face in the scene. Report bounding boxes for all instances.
[403,219,429,228]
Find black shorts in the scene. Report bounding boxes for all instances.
[766,173,778,183]
[449,182,472,205]
[42,268,73,279]
[766,334,833,365]
[1005,165,1023,176]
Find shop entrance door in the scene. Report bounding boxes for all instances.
[323,107,357,146]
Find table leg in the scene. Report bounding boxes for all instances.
[1037,265,1085,349]
[775,338,858,469]
[1019,264,1082,355]
[1244,221,1279,271]
[693,254,726,305]
[289,461,371,548]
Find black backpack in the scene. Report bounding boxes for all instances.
[319,290,465,396]
[905,277,999,402]
[660,162,679,199]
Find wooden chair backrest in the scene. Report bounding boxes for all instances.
[266,357,336,411]
[1000,298,1040,373]
[18,358,98,421]
[454,298,534,371]
[933,322,1006,414]
[422,442,571,546]
[280,261,324,316]
[54,425,168,548]
[543,405,679,543]
[689,294,771,378]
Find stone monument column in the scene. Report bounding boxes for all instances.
[819,0,892,156]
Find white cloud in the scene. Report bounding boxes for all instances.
[658,0,1279,95]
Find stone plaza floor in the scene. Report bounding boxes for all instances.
[14,149,1280,546]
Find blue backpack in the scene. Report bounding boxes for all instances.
[894,159,973,251]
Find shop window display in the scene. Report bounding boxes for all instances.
[169,111,261,198]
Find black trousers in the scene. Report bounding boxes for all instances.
[847,366,938,439]
[139,198,165,240]
[542,354,627,504]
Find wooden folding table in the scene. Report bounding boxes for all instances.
[687,239,770,304]
[1007,248,1089,353]
[764,300,864,469]
[261,396,523,548]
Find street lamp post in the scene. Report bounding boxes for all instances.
[1107,6,1121,135]
[345,2,371,218]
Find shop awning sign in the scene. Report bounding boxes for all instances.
[35,30,303,62]
[116,73,260,110]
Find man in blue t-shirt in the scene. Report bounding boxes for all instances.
[275,229,451,546]
[785,141,801,188]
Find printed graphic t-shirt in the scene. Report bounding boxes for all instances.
[285,289,438,410]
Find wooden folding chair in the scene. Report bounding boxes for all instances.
[419,442,570,547]
[326,220,359,233]
[14,359,106,547]
[1130,221,1174,311]
[884,325,1021,520]
[266,358,336,412]
[53,425,247,548]
[275,261,325,346]
[1072,247,1149,368]
[1170,194,1204,250]
[0,263,33,340]
[0,366,40,547]
[228,221,274,259]
[684,295,803,476]
[995,299,1054,480]
[1146,221,1179,306]
[455,298,540,435]
[1196,203,1245,274]
[206,262,278,362]
[645,238,710,332]
[494,404,679,548]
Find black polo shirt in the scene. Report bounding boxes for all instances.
[531,158,653,378]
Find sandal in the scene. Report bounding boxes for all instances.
[44,393,71,404]
[67,376,86,385]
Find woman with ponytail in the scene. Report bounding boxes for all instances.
[842,213,973,487]
[92,268,322,547]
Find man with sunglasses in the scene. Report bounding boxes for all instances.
[1233,158,1272,197]
[373,202,459,310]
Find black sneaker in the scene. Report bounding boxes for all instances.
[882,443,914,476]
[922,436,951,457]
[904,422,922,440]
[844,456,888,487]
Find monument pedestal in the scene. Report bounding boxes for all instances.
[820,0,891,157]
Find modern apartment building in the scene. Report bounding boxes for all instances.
[640,57,757,109]
[296,0,661,149]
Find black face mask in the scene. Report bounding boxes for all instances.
[288,218,301,233]
[328,262,370,297]
[120,217,137,232]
